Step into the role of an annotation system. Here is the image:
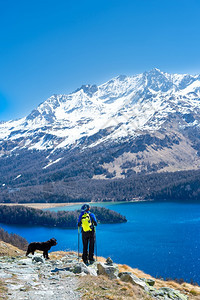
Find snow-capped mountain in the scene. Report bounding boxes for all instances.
[1,68,200,180]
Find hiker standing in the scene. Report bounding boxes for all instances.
[78,204,97,264]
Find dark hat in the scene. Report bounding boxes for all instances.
[81,203,90,211]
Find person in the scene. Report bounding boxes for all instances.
[78,203,97,264]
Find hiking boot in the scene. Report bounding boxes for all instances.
[89,259,95,264]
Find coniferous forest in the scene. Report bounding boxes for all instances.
[0,205,127,228]
[0,167,200,203]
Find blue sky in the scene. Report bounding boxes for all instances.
[0,0,200,121]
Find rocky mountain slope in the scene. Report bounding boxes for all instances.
[0,242,199,299]
[0,69,200,202]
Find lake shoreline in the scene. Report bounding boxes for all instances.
[0,202,86,210]
[0,201,199,284]
[0,198,145,210]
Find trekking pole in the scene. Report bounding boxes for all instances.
[95,227,97,262]
[78,226,80,262]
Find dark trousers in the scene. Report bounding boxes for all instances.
[82,230,95,262]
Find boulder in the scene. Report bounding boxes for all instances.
[119,272,148,291]
[158,287,188,300]
[32,256,45,263]
[72,263,90,275]
[105,257,113,265]
[140,277,155,286]
[87,264,98,276]
[97,262,119,279]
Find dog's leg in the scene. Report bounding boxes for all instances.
[43,251,49,259]
[46,251,49,259]
[44,250,49,259]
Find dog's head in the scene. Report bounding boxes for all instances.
[49,238,57,246]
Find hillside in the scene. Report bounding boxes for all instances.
[1,69,200,203]
[1,168,200,203]
[0,242,199,299]
[0,227,28,251]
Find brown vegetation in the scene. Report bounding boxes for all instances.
[118,264,200,300]
[78,275,153,300]
[0,241,25,257]
[0,227,28,251]
[0,202,84,210]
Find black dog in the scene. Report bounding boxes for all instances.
[26,238,57,259]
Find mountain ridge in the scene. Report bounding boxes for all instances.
[0,68,200,203]
[1,69,200,158]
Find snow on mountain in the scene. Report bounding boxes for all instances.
[0,68,200,166]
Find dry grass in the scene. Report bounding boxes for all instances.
[0,241,25,257]
[78,275,153,300]
[118,264,200,299]
[0,202,85,210]
[50,253,200,299]
[47,251,70,260]
[50,251,107,262]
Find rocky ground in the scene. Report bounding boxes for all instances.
[0,242,200,300]
[0,252,81,300]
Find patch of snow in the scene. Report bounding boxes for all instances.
[43,158,63,169]
[180,80,200,95]
[0,69,200,152]
[14,174,21,180]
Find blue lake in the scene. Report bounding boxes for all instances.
[1,201,200,284]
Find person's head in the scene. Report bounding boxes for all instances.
[81,203,90,211]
